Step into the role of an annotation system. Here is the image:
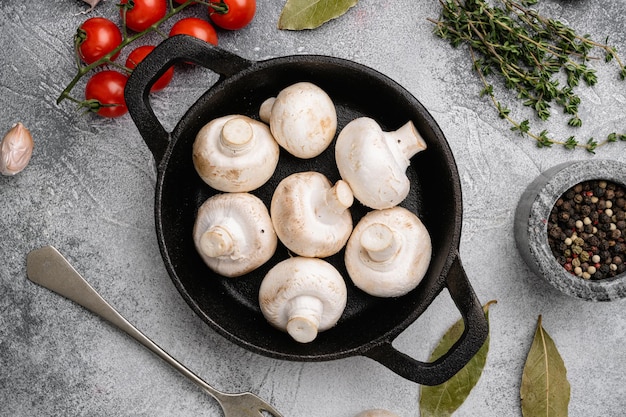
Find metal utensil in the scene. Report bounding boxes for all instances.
[26,245,284,417]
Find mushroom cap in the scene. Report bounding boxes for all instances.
[268,82,337,159]
[270,171,353,258]
[193,114,279,192]
[259,257,347,343]
[193,193,277,277]
[345,207,432,297]
[335,117,421,209]
[353,409,400,417]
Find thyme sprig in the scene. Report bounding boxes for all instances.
[429,0,626,152]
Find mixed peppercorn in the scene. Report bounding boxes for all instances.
[548,179,626,280]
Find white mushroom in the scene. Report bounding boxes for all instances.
[259,257,347,343]
[260,82,337,159]
[344,207,432,297]
[354,409,400,417]
[193,193,277,277]
[335,117,427,209]
[270,171,354,258]
[193,114,279,192]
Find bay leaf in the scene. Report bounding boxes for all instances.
[278,0,358,30]
[520,315,570,417]
[419,300,497,417]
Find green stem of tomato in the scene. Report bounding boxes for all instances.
[208,1,229,15]
[57,1,194,105]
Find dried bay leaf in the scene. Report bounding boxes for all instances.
[278,0,358,30]
[419,300,496,417]
[521,315,570,417]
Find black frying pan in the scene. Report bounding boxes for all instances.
[125,35,488,386]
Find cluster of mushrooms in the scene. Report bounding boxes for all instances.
[191,82,432,344]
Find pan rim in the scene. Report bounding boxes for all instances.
[153,52,464,361]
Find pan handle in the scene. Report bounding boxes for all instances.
[363,253,489,386]
[124,35,254,166]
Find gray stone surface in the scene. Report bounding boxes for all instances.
[1,0,626,416]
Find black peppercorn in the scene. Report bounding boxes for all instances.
[548,179,626,280]
[587,235,600,247]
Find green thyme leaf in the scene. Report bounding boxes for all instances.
[564,136,578,149]
[586,138,598,153]
[430,0,626,151]
[567,117,582,127]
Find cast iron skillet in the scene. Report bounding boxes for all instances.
[125,35,488,386]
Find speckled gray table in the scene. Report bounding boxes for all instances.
[1,1,626,416]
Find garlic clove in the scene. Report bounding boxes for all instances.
[80,0,102,14]
[0,122,34,176]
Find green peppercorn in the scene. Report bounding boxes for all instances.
[579,251,590,262]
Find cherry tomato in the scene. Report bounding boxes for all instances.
[119,0,167,32]
[84,71,128,118]
[126,45,174,92]
[76,17,123,65]
[209,0,256,30]
[169,17,218,46]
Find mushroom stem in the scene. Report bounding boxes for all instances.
[386,120,427,160]
[285,295,324,343]
[220,117,254,153]
[360,223,401,263]
[199,226,235,258]
[316,180,354,223]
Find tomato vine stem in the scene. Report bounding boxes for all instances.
[57,0,199,106]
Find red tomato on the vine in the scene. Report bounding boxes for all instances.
[119,0,167,32]
[85,70,129,118]
[77,17,123,65]
[169,17,218,46]
[126,45,174,92]
[209,0,256,30]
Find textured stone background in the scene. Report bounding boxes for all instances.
[1,0,625,416]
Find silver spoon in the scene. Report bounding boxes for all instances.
[26,245,284,417]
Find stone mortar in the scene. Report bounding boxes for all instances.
[514,159,626,301]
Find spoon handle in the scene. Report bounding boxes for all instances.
[26,245,220,397]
